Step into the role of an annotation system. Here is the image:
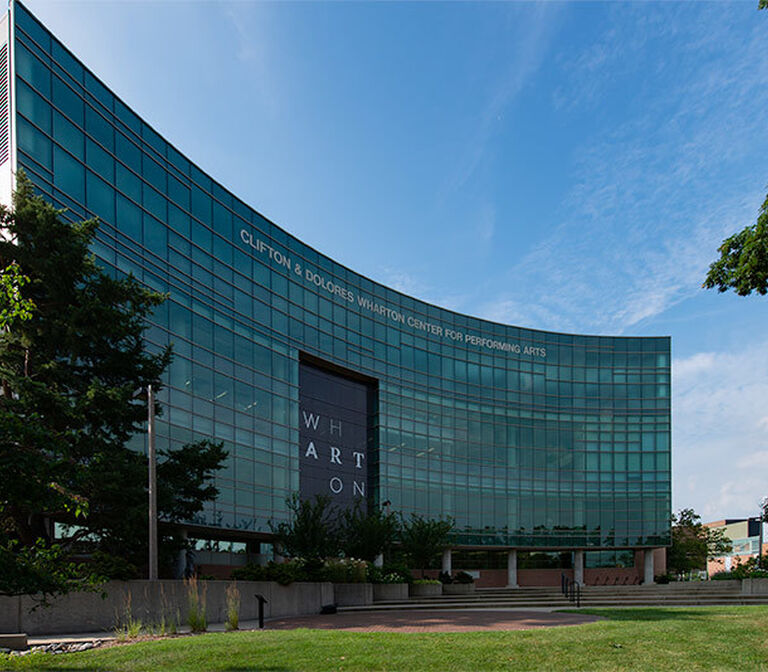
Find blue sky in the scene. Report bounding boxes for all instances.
[24,1,768,521]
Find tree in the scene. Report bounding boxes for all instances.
[0,174,226,577]
[704,192,768,296]
[399,514,454,577]
[704,1,766,289]
[667,508,732,575]
[339,503,400,562]
[270,494,342,560]
[0,540,99,607]
[0,261,35,329]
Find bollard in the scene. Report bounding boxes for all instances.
[254,593,268,629]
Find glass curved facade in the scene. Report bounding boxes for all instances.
[6,2,671,550]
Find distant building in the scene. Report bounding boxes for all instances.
[705,518,767,576]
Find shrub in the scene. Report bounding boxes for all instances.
[380,572,407,583]
[92,551,138,581]
[231,562,267,582]
[271,560,307,586]
[231,559,310,585]
[711,571,737,581]
[322,557,368,583]
[412,579,441,585]
[729,555,768,579]
[367,565,407,584]
[438,571,452,584]
[654,573,671,584]
[454,571,475,584]
[382,562,413,584]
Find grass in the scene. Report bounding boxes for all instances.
[2,606,767,671]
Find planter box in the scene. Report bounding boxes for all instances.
[333,583,373,606]
[373,583,409,602]
[409,583,442,598]
[442,583,476,595]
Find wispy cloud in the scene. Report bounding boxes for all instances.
[222,3,280,117]
[478,5,768,334]
[674,343,768,519]
[446,5,562,194]
[376,266,468,314]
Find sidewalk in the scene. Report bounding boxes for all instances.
[24,607,596,645]
[27,619,268,647]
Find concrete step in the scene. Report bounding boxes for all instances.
[341,594,768,612]
[376,590,743,605]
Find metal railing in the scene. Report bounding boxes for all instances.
[561,573,581,607]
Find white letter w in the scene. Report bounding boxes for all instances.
[302,411,320,430]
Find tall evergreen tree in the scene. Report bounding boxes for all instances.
[0,175,225,577]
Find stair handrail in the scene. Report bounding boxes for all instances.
[560,573,581,608]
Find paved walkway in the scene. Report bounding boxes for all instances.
[26,609,600,644]
[266,609,601,633]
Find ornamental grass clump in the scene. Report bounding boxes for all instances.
[185,576,207,633]
[225,581,240,631]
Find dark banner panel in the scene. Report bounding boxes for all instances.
[299,361,372,510]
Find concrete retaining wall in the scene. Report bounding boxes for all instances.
[332,583,373,606]
[0,580,334,636]
[742,578,768,594]
[409,583,441,597]
[373,584,408,602]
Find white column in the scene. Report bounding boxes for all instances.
[374,553,384,568]
[507,550,518,588]
[643,549,654,584]
[442,549,452,574]
[574,550,584,586]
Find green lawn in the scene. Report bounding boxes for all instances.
[2,607,767,671]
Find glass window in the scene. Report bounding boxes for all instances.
[85,104,114,152]
[141,122,166,157]
[53,146,84,203]
[52,75,83,126]
[114,98,140,134]
[168,173,190,210]
[143,183,167,221]
[167,145,190,176]
[86,138,114,181]
[115,132,141,173]
[52,41,84,85]
[143,214,167,253]
[86,170,114,223]
[168,203,190,237]
[16,43,51,96]
[191,186,212,223]
[17,116,52,170]
[16,5,52,53]
[142,153,166,192]
[116,193,142,242]
[16,79,51,132]
[116,163,141,202]
[85,71,114,112]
